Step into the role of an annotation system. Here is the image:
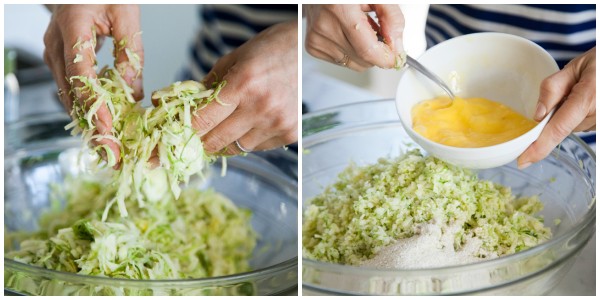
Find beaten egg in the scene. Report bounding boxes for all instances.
[412,97,537,148]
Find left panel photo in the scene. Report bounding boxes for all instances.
[4,4,298,296]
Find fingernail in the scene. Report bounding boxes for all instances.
[534,103,546,121]
[132,77,144,100]
[518,161,532,170]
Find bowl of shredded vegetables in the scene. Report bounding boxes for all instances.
[4,113,298,296]
[301,99,595,295]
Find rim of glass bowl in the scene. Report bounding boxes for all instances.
[4,113,298,288]
[301,99,596,294]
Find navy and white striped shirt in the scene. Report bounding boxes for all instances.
[426,4,596,69]
[426,4,596,146]
[183,4,297,81]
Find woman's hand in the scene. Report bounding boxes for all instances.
[44,4,144,164]
[518,47,596,168]
[187,20,298,155]
[304,4,405,71]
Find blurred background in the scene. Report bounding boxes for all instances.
[5,4,199,121]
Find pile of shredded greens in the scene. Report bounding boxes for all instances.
[6,175,256,280]
[5,34,257,293]
[303,149,551,265]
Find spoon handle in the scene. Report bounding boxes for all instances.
[406,56,456,100]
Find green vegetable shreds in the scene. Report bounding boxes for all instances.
[302,149,552,265]
[5,33,256,286]
[65,66,226,220]
[7,176,256,280]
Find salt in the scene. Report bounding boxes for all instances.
[360,222,496,269]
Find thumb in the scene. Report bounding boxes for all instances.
[110,5,144,101]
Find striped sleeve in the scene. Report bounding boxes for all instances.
[182,4,297,81]
[425,4,596,68]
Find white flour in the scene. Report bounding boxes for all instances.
[360,222,496,269]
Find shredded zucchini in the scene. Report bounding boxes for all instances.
[303,149,552,265]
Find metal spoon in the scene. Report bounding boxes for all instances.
[406,55,456,100]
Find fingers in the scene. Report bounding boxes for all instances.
[305,29,373,71]
[110,5,144,101]
[192,101,237,141]
[94,103,114,135]
[223,128,298,156]
[520,47,596,168]
[44,29,73,112]
[518,96,588,168]
[329,47,374,72]
[202,51,236,88]
[202,110,253,154]
[192,20,298,157]
[190,56,239,137]
[572,116,596,132]
[209,99,298,156]
[343,10,396,68]
[305,5,399,69]
[148,147,160,169]
[371,4,405,53]
[61,23,99,114]
[200,92,297,155]
[60,23,116,144]
[61,24,98,83]
[59,17,113,134]
[534,66,576,121]
[345,57,373,72]
[92,137,121,169]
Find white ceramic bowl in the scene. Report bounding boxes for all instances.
[396,32,559,169]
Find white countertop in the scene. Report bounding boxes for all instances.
[302,71,596,296]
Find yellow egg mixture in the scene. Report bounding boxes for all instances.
[411,97,537,148]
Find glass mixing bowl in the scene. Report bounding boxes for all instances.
[4,114,298,296]
[302,99,595,295]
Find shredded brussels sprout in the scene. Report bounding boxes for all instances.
[303,149,552,265]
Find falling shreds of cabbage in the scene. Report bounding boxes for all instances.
[5,34,257,291]
[6,175,256,281]
[303,149,552,265]
[65,65,227,220]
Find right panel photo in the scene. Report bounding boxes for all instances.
[301,4,596,296]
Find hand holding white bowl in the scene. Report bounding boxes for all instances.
[396,33,560,169]
[518,47,596,169]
